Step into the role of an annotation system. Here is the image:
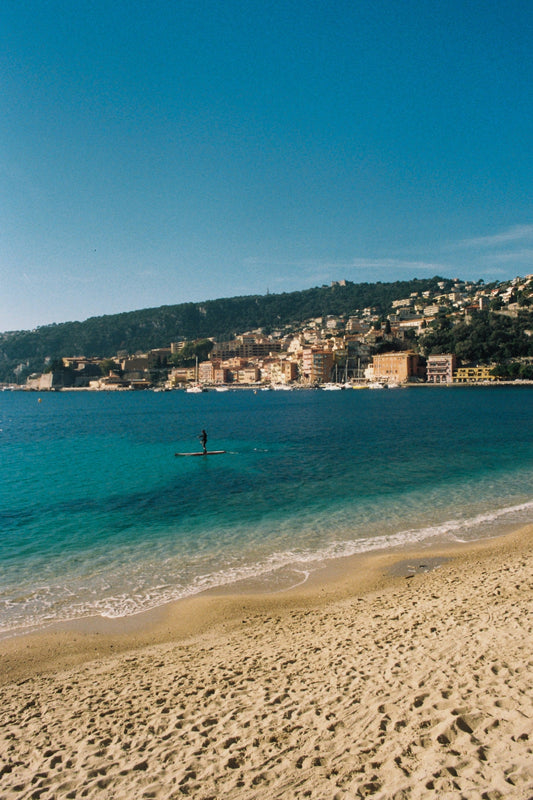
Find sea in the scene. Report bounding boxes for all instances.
[1,385,532,639]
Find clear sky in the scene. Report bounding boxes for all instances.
[2,0,532,331]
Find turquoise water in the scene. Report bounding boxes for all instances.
[1,386,532,637]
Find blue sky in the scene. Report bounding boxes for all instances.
[2,0,532,331]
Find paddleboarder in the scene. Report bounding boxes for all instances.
[175,429,226,457]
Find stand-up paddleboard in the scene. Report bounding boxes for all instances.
[175,450,226,457]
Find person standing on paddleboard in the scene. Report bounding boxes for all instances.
[200,429,208,454]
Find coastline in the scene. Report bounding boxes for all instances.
[2,385,532,648]
[12,379,533,391]
[1,526,532,798]
[0,526,526,684]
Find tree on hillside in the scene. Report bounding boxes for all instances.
[100,358,121,376]
[171,339,214,366]
[421,309,533,363]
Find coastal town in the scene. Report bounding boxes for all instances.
[16,273,533,391]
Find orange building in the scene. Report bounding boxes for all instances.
[302,348,334,384]
[371,352,424,383]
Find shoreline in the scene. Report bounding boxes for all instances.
[0,524,530,684]
[3,496,532,649]
[1,525,532,798]
[11,379,533,391]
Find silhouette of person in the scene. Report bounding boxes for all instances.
[200,429,207,454]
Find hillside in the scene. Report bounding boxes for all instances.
[0,277,451,383]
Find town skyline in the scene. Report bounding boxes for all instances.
[18,273,533,390]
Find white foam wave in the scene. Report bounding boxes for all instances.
[93,498,533,617]
[1,498,532,638]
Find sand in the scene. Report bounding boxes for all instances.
[0,527,532,800]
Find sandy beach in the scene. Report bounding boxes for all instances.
[1,527,532,800]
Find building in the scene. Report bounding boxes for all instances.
[396,317,426,334]
[371,352,425,383]
[301,348,334,384]
[225,356,250,371]
[283,360,298,382]
[198,360,232,384]
[62,357,104,376]
[213,366,231,384]
[267,357,299,385]
[233,366,260,384]
[211,336,282,360]
[167,367,197,388]
[26,364,101,390]
[198,360,217,383]
[453,365,496,383]
[286,335,305,354]
[25,372,54,391]
[90,372,131,390]
[121,349,170,373]
[426,354,457,384]
[392,298,412,309]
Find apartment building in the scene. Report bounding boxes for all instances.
[211,336,282,360]
[301,348,334,384]
[198,360,217,383]
[233,366,260,384]
[426,354,457,384]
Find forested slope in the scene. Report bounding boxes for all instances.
[0,277,449,382]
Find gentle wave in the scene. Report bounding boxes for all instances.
[2,388,532,639]
[2,498,531,638]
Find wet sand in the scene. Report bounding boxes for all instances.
[1,527,532,799]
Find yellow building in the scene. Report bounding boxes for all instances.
[167,367,196,387]
[453,366,496,383]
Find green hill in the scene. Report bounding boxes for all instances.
[0,276,453,383]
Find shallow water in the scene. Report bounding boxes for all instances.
[1,386,532,636]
